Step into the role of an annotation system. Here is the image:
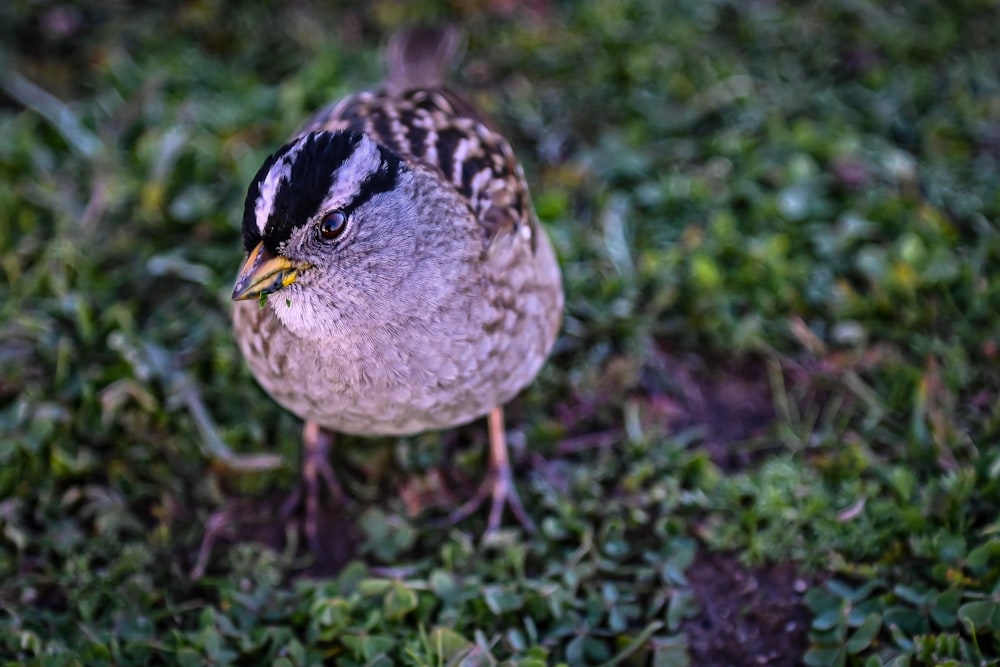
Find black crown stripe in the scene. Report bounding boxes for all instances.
[241,131,365,254]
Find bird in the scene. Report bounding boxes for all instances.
[229,26,563,553]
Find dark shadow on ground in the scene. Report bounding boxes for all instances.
[655,351,778,471]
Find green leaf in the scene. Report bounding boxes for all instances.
[884,656,911,667]
[886,622,915,652]
[343,634,396,661]
[666,590,697,632]
[383,582,419,621]
[805,587,840,614]
[651,635,690,667]
[845,613,881,654]
[929,589,961,628]
[429,569,460,602]
[892,585,927,607]
[565,635,586,665]
[482,586,524,615]
[357,578,392,596]
[957,600,1000,633]
[311,598,353,640]
[883,606,926,636]
[357,507,416,561]
[813,607,845,632]
[803,647,846,667]
[428,627,473,661]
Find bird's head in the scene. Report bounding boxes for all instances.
[233,130,436,339]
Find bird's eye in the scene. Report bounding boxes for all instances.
[318,211,347,241]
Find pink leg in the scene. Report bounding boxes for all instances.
[447,406,537,535]
[280,421,343,554]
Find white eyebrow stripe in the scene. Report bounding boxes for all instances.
[317,135,382,214]
[254,136,308,235]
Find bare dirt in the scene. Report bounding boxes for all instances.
[684,552,812,666]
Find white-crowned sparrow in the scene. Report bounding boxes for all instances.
[229,27,563,550]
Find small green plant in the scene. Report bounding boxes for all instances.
[805,577,1000,666]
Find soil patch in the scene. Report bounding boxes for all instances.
[684,551,812,666]
[648,351,778,470]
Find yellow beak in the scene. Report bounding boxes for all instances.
[231,241,306,301]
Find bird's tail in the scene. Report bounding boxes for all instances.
[385,25,463,90]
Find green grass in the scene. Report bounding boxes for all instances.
[2,1,1000,665]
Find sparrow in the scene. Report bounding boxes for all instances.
[230,26,563,552]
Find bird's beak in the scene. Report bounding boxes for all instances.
[232,241,306,301]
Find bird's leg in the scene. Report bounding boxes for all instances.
[447,406,537,535]
[279,421,343,553]
[190,422,342,577]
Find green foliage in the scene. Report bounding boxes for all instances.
[2,0,1000,664]
[804,576,1000,667]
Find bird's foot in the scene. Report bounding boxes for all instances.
[279,458,344,554]
[189,423,346,578]
[445,406,537,536]
[446,462,537,536]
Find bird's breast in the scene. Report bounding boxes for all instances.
[232,292,552,436]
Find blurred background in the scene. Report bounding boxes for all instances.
[1,1,999,665]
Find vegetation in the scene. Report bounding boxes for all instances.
[2,1,999,665]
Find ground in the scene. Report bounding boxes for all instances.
[686,554,811,666]
[2,1,1000,665]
